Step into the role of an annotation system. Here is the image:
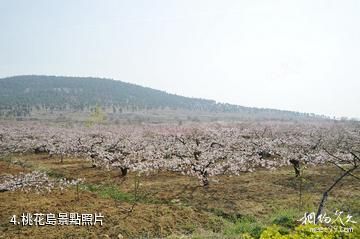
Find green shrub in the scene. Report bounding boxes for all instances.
[259,223,360,239]
[224,216,264,239]
[270,209,298,235]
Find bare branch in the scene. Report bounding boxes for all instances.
[330,161,360,181]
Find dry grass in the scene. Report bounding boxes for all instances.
[0,154,359,238]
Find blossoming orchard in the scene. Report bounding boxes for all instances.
[0,120,359,238]
[1,121,358,188]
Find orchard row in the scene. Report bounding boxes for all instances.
[1,121,359,186]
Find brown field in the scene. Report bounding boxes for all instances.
[0,154,359,238]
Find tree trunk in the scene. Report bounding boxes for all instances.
[202,178,209,187]
[315,191,328,222]
[315,165,357,223]
[289,159,300,177]
[120,167,128,177]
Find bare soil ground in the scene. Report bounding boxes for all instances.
[0,154,359,238]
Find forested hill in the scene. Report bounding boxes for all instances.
[0,75,326,120]
[0,75,218,112]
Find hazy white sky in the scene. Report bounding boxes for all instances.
[1,0,359,118]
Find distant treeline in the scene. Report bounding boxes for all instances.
[0,75,328,120]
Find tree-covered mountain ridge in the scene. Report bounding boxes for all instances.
[0,75,328,120]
